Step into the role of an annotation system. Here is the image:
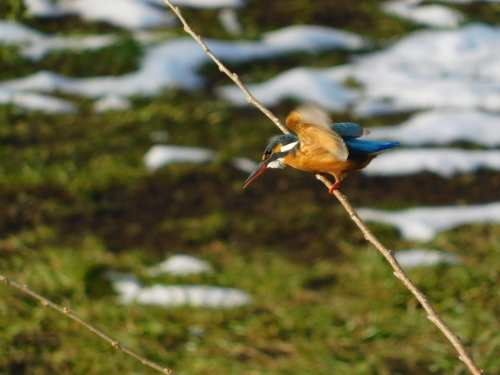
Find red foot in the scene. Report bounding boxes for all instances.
[328,180,342,194]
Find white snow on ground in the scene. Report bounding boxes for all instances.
[108,273,250,307]
[92,94,132,112]
[364,149,500,178]
[23,34,118,61]
[24,0,245,35]
[0,88,76,113]
[0,19,45,44]
[434,0,500,3]
[7,3,500,119]
[25,0,176,30]
[383,1,464,28]
[148,254,213,276]
[5,18,499,121]
[358,202,500,242]
[218,8,243,35]
[0,26,367,104]
[123,284,251,307]
[107,262,251,308]
[230,157,259,174]
[25,0,65,17]
[0,20,117,60]
[394,249,460,268]
[351,24,500,116]
[219,67,358,111]
[144,145,216,171]
[368,109,500,147]
[25,0,246,18]
[221,24,500,116]
[261,25,368,52]
[166,0,246,8]
[144,144,258,173]
[58,0,177,30]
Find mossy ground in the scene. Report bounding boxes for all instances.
[0,1,499,374]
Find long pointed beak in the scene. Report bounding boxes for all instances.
[243,159,269,188]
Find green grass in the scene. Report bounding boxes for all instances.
[1,1,500,374]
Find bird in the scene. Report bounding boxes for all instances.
[243,106,400,194]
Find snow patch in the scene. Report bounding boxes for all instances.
[106,261,251,308]
[148,255,213,276]
[0,20,117,60]
[168,0,245,8]
[368,109,500,147]
[0,25,368,104]
[358,202,500,241]
[219,24,500,117]
[144,144,258,173]
[383,1,464,28]
[93,94,132,112]
[144,145,216,171]
[364,148,500,178]
[395,249,460,268]
[57,0,177,30]
[219,67,358,112]
[352,24,500,116]
[0,88,76,113]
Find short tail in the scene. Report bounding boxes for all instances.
[345,139,400,154]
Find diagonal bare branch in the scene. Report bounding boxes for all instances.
[163,1,484,374]
[165,1,289,135]
[0,275,177,375]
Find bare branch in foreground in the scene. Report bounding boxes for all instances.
[163,1,484,374]
[0,275,176,375]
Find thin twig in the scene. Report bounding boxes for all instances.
[163,2,484,374]
[315,175,483,374]
[165,1,289,135]
[0,275,176,375]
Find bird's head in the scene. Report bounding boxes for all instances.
[243,134,298,188]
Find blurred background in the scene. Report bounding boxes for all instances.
[0,0,499,374]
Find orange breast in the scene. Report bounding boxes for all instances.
[284,149,376,180]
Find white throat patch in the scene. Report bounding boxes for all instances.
[267,159,286,169]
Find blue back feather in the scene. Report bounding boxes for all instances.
[345,139,400,154]
[330,122,400,154]
[331,122,365,139]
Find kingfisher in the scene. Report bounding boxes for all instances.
[243,106,400,194]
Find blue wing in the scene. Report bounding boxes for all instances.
[345,139,400,154]
[331,122,365,140]
[331,121,400,154]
